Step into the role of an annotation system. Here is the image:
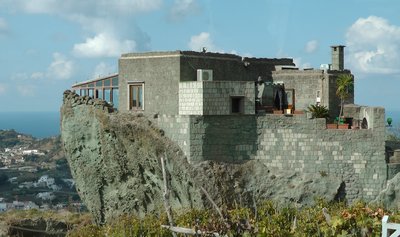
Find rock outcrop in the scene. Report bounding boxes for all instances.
[372,172,400,209]
[61,90,346,224]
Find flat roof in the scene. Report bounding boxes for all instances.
[120,50,294,64]
[72,73,118,87]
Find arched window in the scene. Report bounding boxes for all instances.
[361,118,368,129]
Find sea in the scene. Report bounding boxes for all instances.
[386,110,400,126]
[0,111,60,139]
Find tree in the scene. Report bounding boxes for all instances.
[307,104,330,119]
[336,74,353,122]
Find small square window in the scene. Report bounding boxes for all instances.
[231,97,244,114]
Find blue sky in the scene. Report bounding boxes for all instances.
[0,0,400,112]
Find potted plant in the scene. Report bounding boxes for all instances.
[307,105,335,129]
[307,104,329,119]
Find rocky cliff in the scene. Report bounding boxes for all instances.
[61,91,354,224]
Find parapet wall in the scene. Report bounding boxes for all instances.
[155,111,387,202]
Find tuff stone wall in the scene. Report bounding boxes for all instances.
[178,82,203,115]
[189,115,258,162]
[271,69,354,119]
[119,52,181,115]
[254,114,386,201]
[118,51,296,115]
[271,70,325,111]
[179,81,255,115]
[180,51,294,83]
[155,114,191,157]
[154,111,387,202]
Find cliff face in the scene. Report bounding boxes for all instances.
[61,90,345,224]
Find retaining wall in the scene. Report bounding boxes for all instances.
[155,112,387,202]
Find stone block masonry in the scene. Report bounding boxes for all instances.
[179,81,255,115]
[155,114,191,158]
[254,115,386,202]
[155,111,387,202]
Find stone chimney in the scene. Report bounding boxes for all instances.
[331,45,345,71]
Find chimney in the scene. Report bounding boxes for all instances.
[331,45,345,71]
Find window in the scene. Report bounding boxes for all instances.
[112,89,119,109]
[104,89,111,103]
[88,89,94,98]
[112,77,119,86]
[129,84,144,110]
[97,89,103,99]
[231,96,244,114]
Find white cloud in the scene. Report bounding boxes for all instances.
[293,57,312,69]
[4,0,162,16]
[12,53,74,81]
[47,53,74,80]
[92,62,117,78]
[188,32,218,52]
[346,16,400,74]
[2,0,158,58]
[168,0,200,22]
[11,73,29,81]
[31,72,45,80]
[305,40,318,53]
[17,84,36,97]
[73,33,136,58]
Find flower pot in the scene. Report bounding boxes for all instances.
[338,123,349,129]
[326,124,338,129]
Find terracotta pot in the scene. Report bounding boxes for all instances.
[326,124,338,129]
[338,123,349,129]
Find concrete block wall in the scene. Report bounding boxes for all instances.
[154,114,191,157]
[202,81,255,115]
[179,81,255,115]
[179,82,203,115]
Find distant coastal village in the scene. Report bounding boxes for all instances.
[0,130,84,213]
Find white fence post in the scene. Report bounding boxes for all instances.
[382,215,400,237]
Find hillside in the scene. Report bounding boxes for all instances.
[0,130,80,209]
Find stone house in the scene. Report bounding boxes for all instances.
[72,46,352,119]
[71,46,393,202]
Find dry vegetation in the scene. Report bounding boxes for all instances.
[66,198,400,237]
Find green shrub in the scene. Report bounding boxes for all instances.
[307,105,330,119]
